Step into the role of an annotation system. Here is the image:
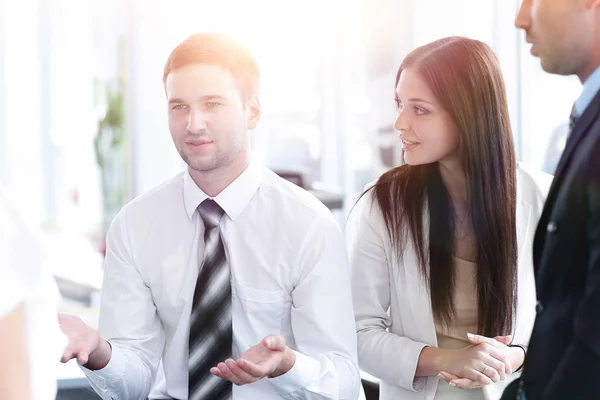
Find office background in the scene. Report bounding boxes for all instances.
[0,0,581,397]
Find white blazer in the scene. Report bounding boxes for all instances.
[349,164,552,400]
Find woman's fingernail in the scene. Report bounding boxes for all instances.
[467,332,475,340]
[438,374,444,379]
[449,382,457,387]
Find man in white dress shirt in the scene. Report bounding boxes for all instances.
[57,33,359,400]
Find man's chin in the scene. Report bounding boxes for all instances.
[540,58,554,73]
[184,155,220,173]
[540,57,572,76]
[188,162,220,173]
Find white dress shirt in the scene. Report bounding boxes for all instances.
[574,65,600,117]
[350,164,552,400]
[82,160,360,400]
[0,189,67,400]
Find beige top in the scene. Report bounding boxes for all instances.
[434,257,479,349]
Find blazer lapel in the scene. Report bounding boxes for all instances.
[404,210,438,346]
[533,89,600,270]
[554,93,600,183]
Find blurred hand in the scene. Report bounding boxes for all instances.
[58,313,102,365]
[210,335,295,385]
[439,334,513,389]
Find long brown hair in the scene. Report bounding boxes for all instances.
[370,37,517,336]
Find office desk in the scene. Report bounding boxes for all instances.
[308,188,344,210]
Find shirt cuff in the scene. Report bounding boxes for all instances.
[80,342,126,392]
[268,350,317,395]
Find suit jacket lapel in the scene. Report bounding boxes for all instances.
[533,89,600,271]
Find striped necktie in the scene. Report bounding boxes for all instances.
[188,199,232,400]
[568,104,579,137]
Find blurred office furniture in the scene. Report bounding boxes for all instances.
[55,277,100,309]
[274,169,309,188]
[274,169,344,210]
[364,0,413,171]
[55,368,380,400]
[56,386,100,400]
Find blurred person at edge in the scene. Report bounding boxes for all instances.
[0,187,67,400]
[500,0,600,399]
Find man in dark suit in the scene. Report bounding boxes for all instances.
[501,0,600,399]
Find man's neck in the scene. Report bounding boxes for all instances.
[189,156,250,198]
[577,50,600,84]
[578,64,597,84]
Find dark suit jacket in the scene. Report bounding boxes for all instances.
[502,88,600,400]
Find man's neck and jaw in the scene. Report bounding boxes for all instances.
[564,16,600,116]
[573,55,600,117]
[576,50,600,84]
[188,150,251,198]
[578,64,597,85]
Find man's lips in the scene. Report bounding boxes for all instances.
[186,140,213,145]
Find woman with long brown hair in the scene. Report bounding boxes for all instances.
[350,37,551,400]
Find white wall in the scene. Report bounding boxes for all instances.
[127,0,186,197]
[1,0,44,224]
[0,0,5,186]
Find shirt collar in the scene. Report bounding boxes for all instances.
[183,158,263,221]
[574,65,600,117]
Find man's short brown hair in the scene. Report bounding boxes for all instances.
[163,33,260,99]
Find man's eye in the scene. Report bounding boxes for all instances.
[172,104,187,110]
[206,102,221,108]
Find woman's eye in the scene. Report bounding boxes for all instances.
[394,98,402,110]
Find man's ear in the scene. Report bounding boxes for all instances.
[246,95,261,130]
